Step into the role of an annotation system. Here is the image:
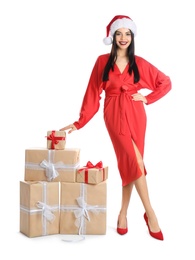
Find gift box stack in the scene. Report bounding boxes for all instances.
[20,130,108,238]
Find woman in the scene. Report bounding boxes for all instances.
[60,15,171,240]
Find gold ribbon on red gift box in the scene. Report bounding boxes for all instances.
[46,130,66,149]
[78,161,106,183]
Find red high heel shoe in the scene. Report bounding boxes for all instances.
[143,213,164,240]
[117,216,128,235]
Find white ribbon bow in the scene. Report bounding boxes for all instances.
[40,159,59,181]
[74,197,90,221]
[73,196,101,235]
[36,201,55,222]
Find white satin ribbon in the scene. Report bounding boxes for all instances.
[36,201,56,222]
[40,159,59,181]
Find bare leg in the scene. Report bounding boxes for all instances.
[118,182,133,228]
[133,142,161,232]
[118,141,161,232]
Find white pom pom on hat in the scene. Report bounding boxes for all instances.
[103,15,137,45]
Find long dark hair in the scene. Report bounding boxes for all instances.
[102,31,140,83]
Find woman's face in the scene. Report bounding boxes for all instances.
[115,28,132,49]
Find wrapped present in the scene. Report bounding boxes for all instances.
[25,148,80,182]
[46,130,66,150]
[60,181,107,235]
[20,181,60,237]
[77,161,108,184]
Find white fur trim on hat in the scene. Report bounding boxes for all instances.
[110,18,137,36]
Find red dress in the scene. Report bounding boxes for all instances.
[74,53,172,186]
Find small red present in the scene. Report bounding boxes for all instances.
[46,130,66,150]
[77,161,108,184]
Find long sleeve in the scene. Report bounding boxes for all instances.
[136,56,172,105]
[73,55,107,129]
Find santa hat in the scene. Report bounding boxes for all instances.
[103,15,137,45]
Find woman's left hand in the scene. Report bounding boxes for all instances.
[131,93,147,104]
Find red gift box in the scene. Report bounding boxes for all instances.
[77,161,108,184]
[46,130,66,150]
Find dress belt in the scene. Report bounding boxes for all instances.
[106,85,137,135]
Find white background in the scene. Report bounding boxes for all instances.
[1,0,195,259]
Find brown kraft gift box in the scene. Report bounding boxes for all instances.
[24,148,80,182]
[60,181,107,235]
[46,130,66,150]
[77,161,108,184]
[20,181,60,238]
